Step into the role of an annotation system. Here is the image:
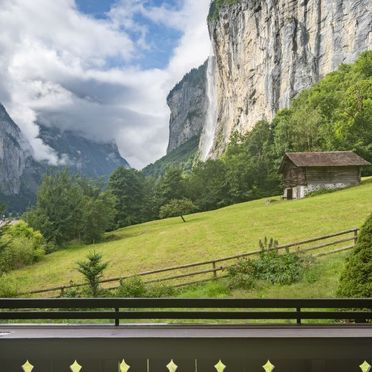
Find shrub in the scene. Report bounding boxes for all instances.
[61,285,82,298]
[146,283,176,297]
[0,275,18,297]
[254,250,307,285]
[338,213,372,297]
[0,221,46,273]
[228,237,312,289]
[115,277,175,298]
[227,259,256,289]
[116,276,147,297]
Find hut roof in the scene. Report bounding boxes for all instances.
[279,151,370,172]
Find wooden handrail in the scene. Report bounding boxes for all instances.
[0,298,371,326]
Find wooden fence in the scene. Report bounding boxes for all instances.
[21,228,359,297]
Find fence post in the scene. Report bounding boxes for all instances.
[59,286,65,298]
[353,229,358,246]
[212,261,217,279]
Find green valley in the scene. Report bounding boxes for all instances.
[7,178,372,295]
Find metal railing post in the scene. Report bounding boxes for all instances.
[296,307,301,325]
[115,307,120,326]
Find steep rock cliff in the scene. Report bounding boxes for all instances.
[167,61,208,153]
[0,104,33,195]
[208,0,372,154]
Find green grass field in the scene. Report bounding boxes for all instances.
[8,178,372,295]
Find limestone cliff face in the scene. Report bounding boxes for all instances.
[167,61,208,153]
[0,104,33,195]
[209,0,372,154]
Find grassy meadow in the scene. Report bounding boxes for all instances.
[8,178,372,295]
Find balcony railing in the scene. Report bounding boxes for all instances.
[1,298,372,325]
[1,298,372,372]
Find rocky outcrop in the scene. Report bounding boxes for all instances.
[167,61,208,153]
[208,0,372,155]
[0,104,33,195]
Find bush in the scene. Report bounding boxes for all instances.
[0,275,18,297]
[338,213,372,297]
[227,259,256,289]
[0,221,46,273]
[146,283,176,297]
[228,238,312,289]
[115,276,175,298]
[254,250,307,285]
[116,276,147,297]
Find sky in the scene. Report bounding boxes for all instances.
[0,0,211,168]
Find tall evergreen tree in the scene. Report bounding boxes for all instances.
[109,167,146,227]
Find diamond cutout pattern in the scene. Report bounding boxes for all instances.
[167,359,178,372]
[263,360,275,372]
[360,361,371,372]
[214,360,226,372]
[119,359,130,372]
[70,360,82,372]
[22,360,34,372]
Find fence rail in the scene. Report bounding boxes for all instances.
[21,228,359,297]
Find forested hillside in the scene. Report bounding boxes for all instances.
[140,52,372,219]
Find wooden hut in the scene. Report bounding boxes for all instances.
[279,151,371,200]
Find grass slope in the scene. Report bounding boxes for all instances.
[10,178,372,293]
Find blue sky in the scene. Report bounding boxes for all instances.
[0,0,211,168]
[76,0,183,69]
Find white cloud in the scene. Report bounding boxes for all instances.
[0,0,211,168]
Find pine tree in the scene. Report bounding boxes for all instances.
[77,251,108,297]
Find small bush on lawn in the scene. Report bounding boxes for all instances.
[338,212,372,297]
[116,276,147,297]
[146,283,176,297]
[0,275,18,297]
[115,276,175,297]
[227,259,256,289]
[0,221,46,273]
[228,237,313,289]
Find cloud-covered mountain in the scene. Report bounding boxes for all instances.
[0,103,129,212]
[0,0,211,169]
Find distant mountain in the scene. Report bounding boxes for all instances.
[0,103,130,212]
[38,125,130,179]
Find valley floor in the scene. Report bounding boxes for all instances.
[8,178,372,295]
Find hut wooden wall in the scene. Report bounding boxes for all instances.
[305,166,360,185]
